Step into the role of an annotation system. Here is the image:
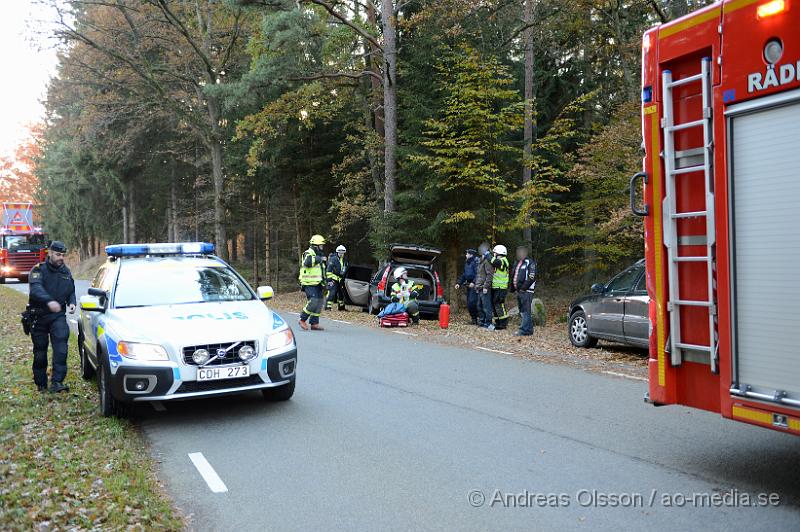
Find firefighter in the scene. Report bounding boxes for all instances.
[391,267,420,324]
[28,241,76,393]
[489,244,510,330]
[325,245,348,311]
[454,248,479,325]
[510,245,537,336]
[298,234,327,331]
[473,242,494,328]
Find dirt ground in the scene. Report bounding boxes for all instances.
[269,291,649,381]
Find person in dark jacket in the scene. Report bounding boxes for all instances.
[473,243,494,328]
[454,248,479,324]
[325,244,348,311]
[510,246,537,336]
[28,241,76,392]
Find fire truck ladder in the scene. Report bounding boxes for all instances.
[661,57,717,373]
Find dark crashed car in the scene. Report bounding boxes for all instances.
[341,243,445,318]
[567,259,649,349]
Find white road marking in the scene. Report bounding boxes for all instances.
[188,452,228,493]
[476,346,514,355]
[602,371,648,382]
[151,401,166,412]
[392,330,418,337]
[329,319,352,324]
[288,312,300,316]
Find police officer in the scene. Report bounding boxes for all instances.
[454,248,479,325]
[298,234,327,331]
[28,241,76,393]
[325,244,348,311]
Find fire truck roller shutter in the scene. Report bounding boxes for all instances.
[729,90,800,408]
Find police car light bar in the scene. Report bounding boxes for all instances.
[105,242,215,257]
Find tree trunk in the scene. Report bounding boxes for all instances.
[264,192,271,286]
[446,244,460,313]
[381,0,397,213]
[128,180,136,243]
[364,2,385,202]
[292,181,303,263]
[122,187,129,244]
[209,137,227,259]
[610,0,636,100]
[170,168,179,241]
[522,0,535,248]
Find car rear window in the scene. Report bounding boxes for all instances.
[114,259,254,308]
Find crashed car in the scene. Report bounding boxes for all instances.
[341,243,445,318]
[77,242,296,417]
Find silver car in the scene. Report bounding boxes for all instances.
[78,242,297,417]
[567,259,649,349]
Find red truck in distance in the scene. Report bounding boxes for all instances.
[0,202,47,284]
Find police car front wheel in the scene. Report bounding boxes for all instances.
[262,379,295,402]
[98,361,132,418]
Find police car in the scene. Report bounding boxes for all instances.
[77,242,297,417]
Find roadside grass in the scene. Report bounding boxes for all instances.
[0,288,183,530]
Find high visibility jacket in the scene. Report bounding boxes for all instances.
[298,248,324,286]
[326,254,347,281]
[391,280,416,304]
[491,255,509,289]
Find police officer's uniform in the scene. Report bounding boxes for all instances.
[28,241,76,391]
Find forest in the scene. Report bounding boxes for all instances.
[30,0,713,291]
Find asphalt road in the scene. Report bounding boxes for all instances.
[8,278,799,530]
[130,312,799,531]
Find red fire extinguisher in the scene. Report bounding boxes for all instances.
[439,302,450,329]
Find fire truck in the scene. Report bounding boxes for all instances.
[0,202,48,284]
[633,0,800,435]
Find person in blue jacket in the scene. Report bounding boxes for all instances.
[454,248,479,325]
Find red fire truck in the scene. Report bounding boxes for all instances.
[633,0,800,435]
[0,202,48,284]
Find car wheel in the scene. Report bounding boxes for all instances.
[0,277,5,284]
[569,310,598,348]
[19,275,28,283]
[98,360,131,418]
[78,328,95,380]
[262,379,295,401]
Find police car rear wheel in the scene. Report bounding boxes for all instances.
[262,379,295,401]
[78,329,95,380]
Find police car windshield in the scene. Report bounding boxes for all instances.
[113,259,254,308]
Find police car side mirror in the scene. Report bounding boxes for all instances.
[88,287,107,298]
[80,295,104,312]
[257,286,274,301]
[591,283,605,294]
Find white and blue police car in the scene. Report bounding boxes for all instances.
[77,242,296,417]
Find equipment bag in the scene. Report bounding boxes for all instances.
[380,313,410,328]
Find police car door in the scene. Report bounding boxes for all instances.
[83,264,115,357]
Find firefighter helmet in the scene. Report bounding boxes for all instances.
[309,234,326,246]
[493,244,507,256]
[393,267,408,279]
[336,245,346,253]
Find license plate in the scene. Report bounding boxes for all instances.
[197,365,250,381]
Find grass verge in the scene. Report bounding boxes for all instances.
[0,287,183,530]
